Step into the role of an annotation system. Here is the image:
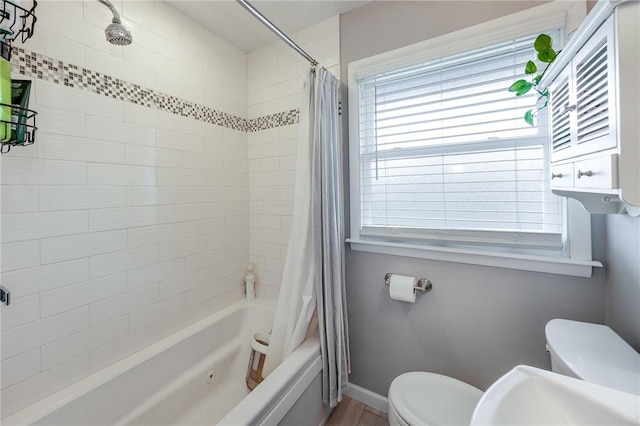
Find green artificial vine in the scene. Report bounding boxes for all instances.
[508,34,559,126]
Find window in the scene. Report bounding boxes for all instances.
[347,2,600,277]
[357,31,562,252]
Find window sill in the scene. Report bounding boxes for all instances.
[346,238,602,278]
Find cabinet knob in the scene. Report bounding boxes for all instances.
[561,104,577,115]
[577,170,593,179]
[551,173,563,179]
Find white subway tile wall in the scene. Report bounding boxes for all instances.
[0,2,339,418]
[247,16,340,301]
[0,1,249,417]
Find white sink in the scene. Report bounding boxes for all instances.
[470,365,640,425]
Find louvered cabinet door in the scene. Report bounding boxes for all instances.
[549,66,575,162]
[571,14,617,158]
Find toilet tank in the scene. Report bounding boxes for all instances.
[545,319,640,395]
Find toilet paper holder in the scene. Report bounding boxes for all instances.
[384,273,433,293]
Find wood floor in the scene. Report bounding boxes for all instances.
[325,396,389,426]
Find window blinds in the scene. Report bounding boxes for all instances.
[357,31,563,248]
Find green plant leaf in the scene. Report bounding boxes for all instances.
[534,34,552,52]
[524,109,535,126]
[533,75,543,85]
[525,60,537,75]
[509,79,527,92]
[516,82,533,96]
[509,79,533,96]
[537,48,557,63]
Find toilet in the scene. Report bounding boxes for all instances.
[545,318,640,396]
[388,318,640,426]
[387,372,482,426]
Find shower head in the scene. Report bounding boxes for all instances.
[97,0,132,46]
[105,21,132,46]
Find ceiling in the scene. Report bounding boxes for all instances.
[165,1,369,53]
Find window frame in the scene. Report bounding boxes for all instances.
[347,0,602,277]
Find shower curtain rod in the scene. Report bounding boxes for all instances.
[236,0,319,67]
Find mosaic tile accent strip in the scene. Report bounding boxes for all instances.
[10,47,300,133]
[247,109,300,132]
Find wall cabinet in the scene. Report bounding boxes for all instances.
[543,0,640,215]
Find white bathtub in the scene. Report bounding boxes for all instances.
[4,299,329,426]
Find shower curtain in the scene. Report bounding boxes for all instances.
[263,66,350,408]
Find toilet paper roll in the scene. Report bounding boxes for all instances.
[389,274,417,303]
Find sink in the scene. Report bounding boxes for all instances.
[470,365,640,425]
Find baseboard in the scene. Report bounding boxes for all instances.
[345,382,388,413]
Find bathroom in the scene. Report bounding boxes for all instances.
[0,0,638,424]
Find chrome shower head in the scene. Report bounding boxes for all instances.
[105,21,132,46]
[97,0,132,46]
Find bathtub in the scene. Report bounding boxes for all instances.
[4,299,330,426]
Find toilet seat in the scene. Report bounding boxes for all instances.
[389,398,411,426]
[388,372,483,426]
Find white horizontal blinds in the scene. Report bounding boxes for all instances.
[358,31,563,245]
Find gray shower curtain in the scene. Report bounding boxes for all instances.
[308,66,350,408]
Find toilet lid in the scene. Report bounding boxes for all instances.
[389,372,483,426]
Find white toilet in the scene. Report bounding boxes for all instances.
[545,318,640,396]
[388,318,640,426]
[387,372,482,426]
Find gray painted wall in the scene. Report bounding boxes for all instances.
[339,1,551,67]
[345,251,604,394]
[604,214,640,350]
[340,1,607,396]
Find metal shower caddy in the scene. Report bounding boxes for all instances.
[0,0,37,154]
